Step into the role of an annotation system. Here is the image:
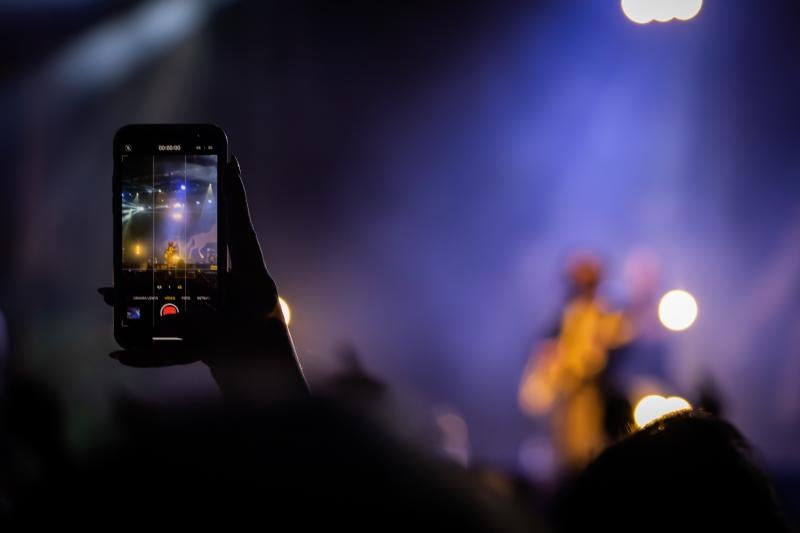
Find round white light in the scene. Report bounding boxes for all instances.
[621,0,702,24]
[652,1,675,22]
[620,0,652,24]
[675,0,703,20]
[633,394,691,428]
[658,289,698,331]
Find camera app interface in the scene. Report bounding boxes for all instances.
[119,150,218,335]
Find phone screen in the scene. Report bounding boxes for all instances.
[116,142,221,341]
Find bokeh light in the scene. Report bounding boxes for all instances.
[633,394,692,428]
[658,289,698,331]
[433,406,470,466]
[279,296,291,325]
[621,0,702,24]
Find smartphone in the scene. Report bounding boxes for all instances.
[113,124,228,348]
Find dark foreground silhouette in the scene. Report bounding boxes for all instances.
[8,397,534,530]
[555,410,789,532]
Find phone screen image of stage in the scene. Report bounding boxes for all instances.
[119,154,218,333]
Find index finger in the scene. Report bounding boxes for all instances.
[223,156,271,283]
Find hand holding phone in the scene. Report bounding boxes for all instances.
[103,136,307,401]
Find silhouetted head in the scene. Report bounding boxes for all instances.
[566,252,603,299]
[556,410,787,532]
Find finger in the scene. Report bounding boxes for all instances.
[109,348,200,368]
[98,287,115,306]
[223,156,272,282]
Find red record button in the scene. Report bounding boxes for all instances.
[160,303,180,316]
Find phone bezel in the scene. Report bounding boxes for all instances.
[112,124,228,349]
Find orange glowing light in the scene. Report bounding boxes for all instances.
[278,296,291,325]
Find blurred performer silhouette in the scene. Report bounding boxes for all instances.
[164,241,179,265]
[519,253,633,471]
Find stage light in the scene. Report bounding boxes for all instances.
[173,202,182,208]
[52,0,227,92]
[278,297,291,325]
[134,244,142,256]
[621,0,702,24]
[658,289,697,331]
[180,184,186,191]
[207,199,212,204]
[633,394,691,428]
[172,212,182,220]
[195,200,201,205]
[674,0,703,20]
[620,0,651,23]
